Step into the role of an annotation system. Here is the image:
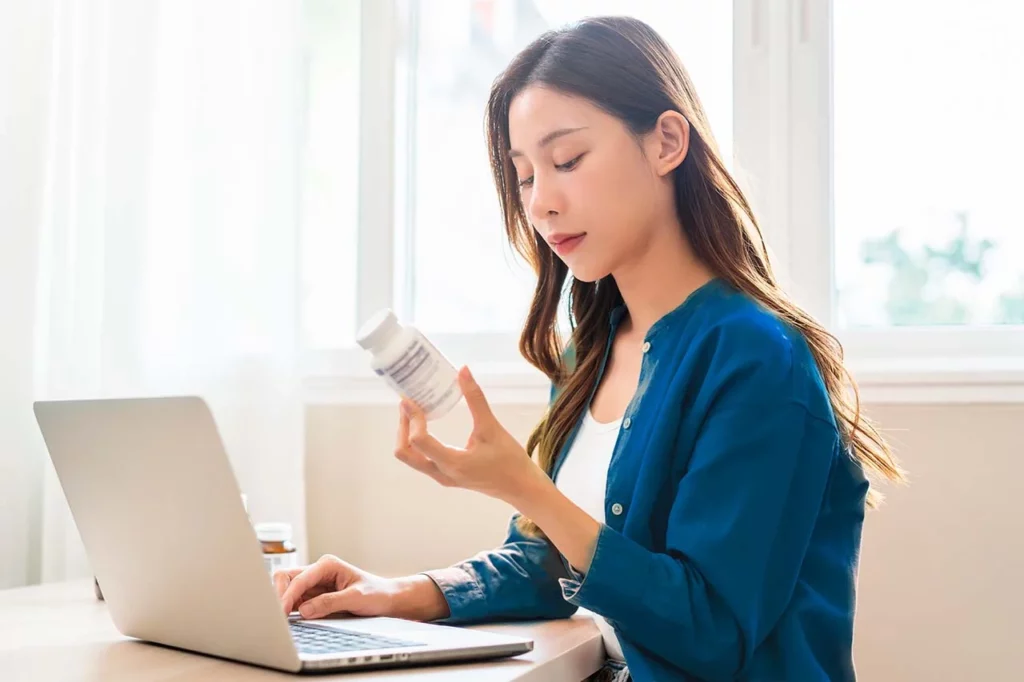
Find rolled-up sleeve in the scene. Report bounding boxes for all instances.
[422,513,579,624]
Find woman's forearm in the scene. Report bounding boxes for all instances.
[393,574,451,622]
[505,465,603,574]
[394,465,601,624]
[395,463,599,624]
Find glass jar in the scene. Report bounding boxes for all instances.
[254,522,298,576]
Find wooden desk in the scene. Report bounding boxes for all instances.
[0,581,604,682]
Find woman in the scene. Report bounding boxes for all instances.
[277,16,904,682]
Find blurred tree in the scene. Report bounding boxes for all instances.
[860,212,994,325]
[998,277,1024,324]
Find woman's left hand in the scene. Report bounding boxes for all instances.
[395,367,540,503]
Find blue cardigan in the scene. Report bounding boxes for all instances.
[424,279,868,681]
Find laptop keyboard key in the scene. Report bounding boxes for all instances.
[290,621,423,655]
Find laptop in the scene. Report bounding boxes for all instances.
[33,395,533,673]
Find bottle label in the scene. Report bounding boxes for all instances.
[376,333,459,416]
[264,552,298,576]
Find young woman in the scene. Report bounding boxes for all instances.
[277,16,904,682]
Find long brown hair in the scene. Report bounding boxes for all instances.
[484,17,905,537]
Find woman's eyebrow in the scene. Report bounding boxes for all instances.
[509,126,588,158]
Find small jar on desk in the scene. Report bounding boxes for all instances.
[255,522,298,576]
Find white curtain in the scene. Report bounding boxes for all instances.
[2,0,310,584]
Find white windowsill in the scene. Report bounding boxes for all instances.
[844,357,1024,404]
[303,356,1024,406]
[303,359,551,406]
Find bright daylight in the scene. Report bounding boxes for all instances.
[2,2,1021,681]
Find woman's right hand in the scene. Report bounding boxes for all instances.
[275,554,450,622]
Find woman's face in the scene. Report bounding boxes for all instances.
[507,85,678,282]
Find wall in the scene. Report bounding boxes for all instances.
[852,404,1022,680]
[306,400,1023,681]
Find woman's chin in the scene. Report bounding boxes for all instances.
[567,262,611,284]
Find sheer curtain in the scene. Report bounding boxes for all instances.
[7,0,310,583]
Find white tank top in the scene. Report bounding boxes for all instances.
[554,408,626,661]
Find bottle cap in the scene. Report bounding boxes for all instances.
[255,522,293,543]
[356,309,402,352]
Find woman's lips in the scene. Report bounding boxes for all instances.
[552,234,585,255]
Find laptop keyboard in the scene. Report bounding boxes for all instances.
[290,621,424,655]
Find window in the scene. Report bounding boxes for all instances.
[833,1,1024,328]
[300,0,360,349]
[302,0,1024,400]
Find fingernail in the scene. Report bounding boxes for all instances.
[401,401,411,416]
[299,603,316,619]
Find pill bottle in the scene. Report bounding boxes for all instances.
[355,309,463,421]
[255,522,298,575]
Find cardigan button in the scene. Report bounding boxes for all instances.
[611,503,624,516]
[642,341,651,353]
[622,417,632,429]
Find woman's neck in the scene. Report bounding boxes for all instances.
[612,219,714,339]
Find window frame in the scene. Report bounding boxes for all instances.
[301,0,1024,405]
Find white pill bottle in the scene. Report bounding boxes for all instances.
[356,309,463,421]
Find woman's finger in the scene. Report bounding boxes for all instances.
[458,366,496,430]
[281,560,332,614]
[293,585,331,611]
[395,407,430,470]
[273,567,304,599]
[298,585,363,620]
[396,404,410,450]
[402,401,455,464]
[394,443,456,487]
[396,404,454,485]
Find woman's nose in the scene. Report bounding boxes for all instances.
[527,178,563,223]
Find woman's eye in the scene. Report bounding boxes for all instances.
[517,153,584,189]
[556,153,585,171]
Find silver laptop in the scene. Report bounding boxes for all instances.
[33,396,533,673]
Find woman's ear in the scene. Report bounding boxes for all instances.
[648,111,690,177]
